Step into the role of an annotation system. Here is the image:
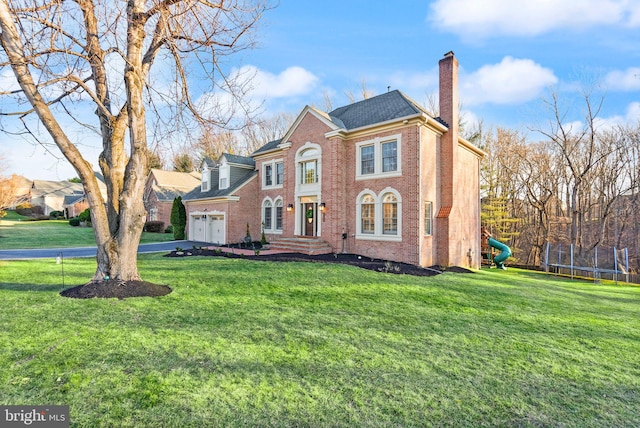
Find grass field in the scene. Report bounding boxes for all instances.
[0,212,175,249]
[1,254,639,427]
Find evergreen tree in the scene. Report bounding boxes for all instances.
[171,196,186,240]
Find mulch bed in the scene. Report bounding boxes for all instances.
[165,249,474,277]
[60,250,473,300]
[60,279,172,300]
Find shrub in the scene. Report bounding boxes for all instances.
[49,210,64,219]
[170,196,186,240]
[78,208,91,223]
[15,203,32,216]
[144,220,165,233]
[165,224,174,234]
[69,218,81,227]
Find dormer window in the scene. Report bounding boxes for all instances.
[201,168,210,192]
[219,161,230,190]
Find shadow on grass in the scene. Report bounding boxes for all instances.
[0,281,71,292]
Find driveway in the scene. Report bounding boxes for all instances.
[0,240,209,260]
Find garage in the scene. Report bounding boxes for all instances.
[189,212,226,244]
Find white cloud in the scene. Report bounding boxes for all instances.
[462,57,558,105]
[428,0,640,39]
[604,67,640,91]
[595,101,640,130]
[234,65,319,99]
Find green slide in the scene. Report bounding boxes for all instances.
[488,237,511,270]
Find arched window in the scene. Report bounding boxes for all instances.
[382,193,398,235]
[296,143,321,186]
[263,199,273,230]
[361,194,375,234]
[274,199,283,231]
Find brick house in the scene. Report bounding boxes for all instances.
[183,52,485,268]
[143,169,201,228]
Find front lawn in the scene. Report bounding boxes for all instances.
[0,216,175,249]
[1,255,639,427]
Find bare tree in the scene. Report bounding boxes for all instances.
[0,0,269,283]
[240,111,294,154]
[535,88,612,253]
[0,153,18,216]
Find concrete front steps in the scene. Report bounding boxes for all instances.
[266,237,333,255]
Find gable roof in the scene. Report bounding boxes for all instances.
[31,180,84,197]
[182,169,256,202]
[252,139,282,156]
[327,90,429,130]
[220,153,255,167]
[149,169,201,189]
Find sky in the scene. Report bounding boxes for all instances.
[2,0,640,181]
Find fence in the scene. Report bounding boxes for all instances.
[543,243,631,283]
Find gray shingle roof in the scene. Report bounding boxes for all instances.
[251,139,282,155]
[328,90,427,130]
[182,169,257,201]
[222,153,255,167]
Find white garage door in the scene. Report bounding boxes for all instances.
[208,215,226,245]
[191,215,207,242]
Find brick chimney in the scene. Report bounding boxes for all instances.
[438,50,458,209]
[436,51,459,266]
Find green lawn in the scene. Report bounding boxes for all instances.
[1,255,639,427]
[0,215,175,249]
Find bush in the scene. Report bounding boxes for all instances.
[170,196,186,240]
[165,225,174,234]
[144,220,165,233]
[69,218,81,227]
[15,203,32,216]
[78,208,91,223]
[49,210,64,219]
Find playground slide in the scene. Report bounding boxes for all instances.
[488,237,512,270]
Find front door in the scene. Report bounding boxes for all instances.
[303,202,316,236]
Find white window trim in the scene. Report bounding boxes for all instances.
[219,162,230,190]
[424,201,433,236]
[261,159,284,189]
[262,197,274,232]
[295,142,322,194]
[201,168,211,192]
[355,134,402,180]
[355,187,402,241]
[273,197,284,233]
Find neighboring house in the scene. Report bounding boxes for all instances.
[182,52,486,268]
[31,173,107,216]
[63,191,90,218]
[31,180,85,215]
[143,169,201,227]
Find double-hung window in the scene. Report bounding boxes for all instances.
[382,141,397,173]
[262,160,284,189]
[356,135,401,179]
[356,189,402,241]
[382,193,398,235]
[300,160,317,184]
[276,162,284,185]
[360,145,375,175]
[263,200,273,230]
[360,195,375,234]
[265,164,273,186]
[275,200,283,230]
[424,201,433,236]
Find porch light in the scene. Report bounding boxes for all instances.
[319,203,326,212]
[287,204,293,212]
